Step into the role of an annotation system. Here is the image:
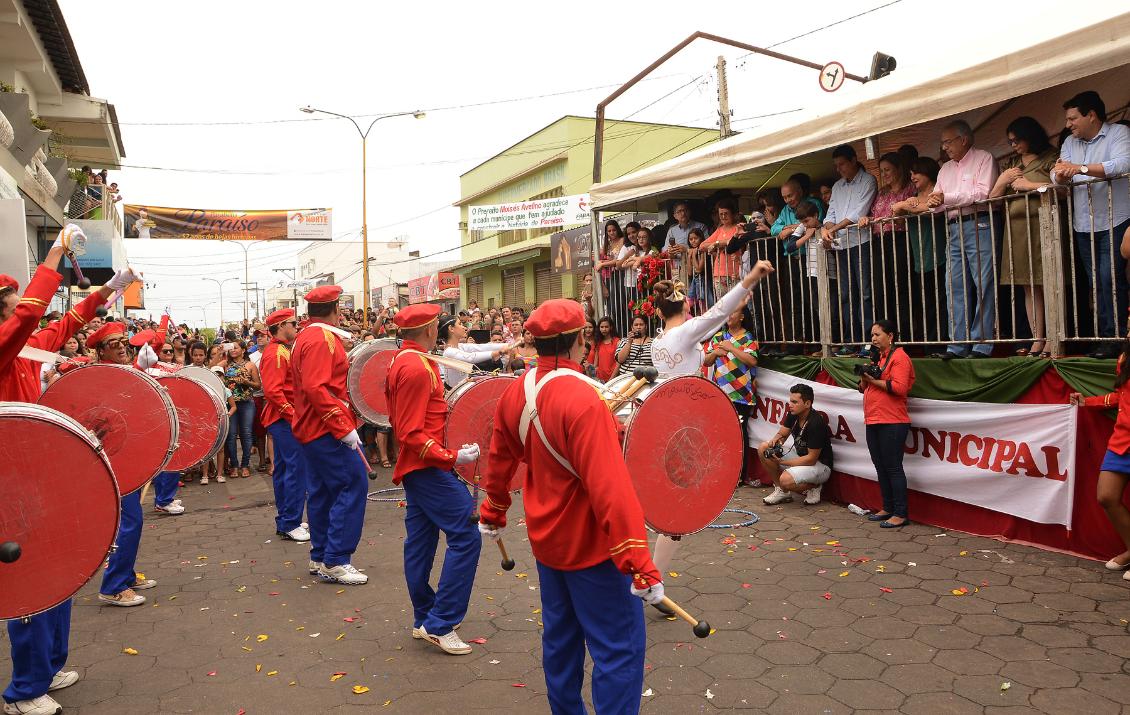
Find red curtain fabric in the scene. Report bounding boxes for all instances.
[747,368,1121,561]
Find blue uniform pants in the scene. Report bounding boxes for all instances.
[401,468,481,635]
[3,600,71,703]
[153,470,179,508]
[100,490,142,595]
[267,421,308,533]
[537,559,645,715]
[302,433,367,567]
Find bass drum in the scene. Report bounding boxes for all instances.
[155,373,228,471]
[346,338,400,427]
[39,363,179,494]
[604,373,743,536]
[446,374,526,491]
[0,404,121,619]
[178,365,226,403]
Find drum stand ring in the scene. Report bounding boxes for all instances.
[706,507,760,529]
[367,486,406,503]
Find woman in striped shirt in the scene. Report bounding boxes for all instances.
[615,316,653,377]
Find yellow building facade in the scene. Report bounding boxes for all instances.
[452,116,715,310]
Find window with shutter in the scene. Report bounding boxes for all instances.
[468,275,484,307]
[502,267,525,309]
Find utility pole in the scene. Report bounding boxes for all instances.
[273,268,298,310]
[242,280,260,320]
[716,55,732,139]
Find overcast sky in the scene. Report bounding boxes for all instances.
[58,0,1066,327]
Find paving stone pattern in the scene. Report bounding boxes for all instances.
[4,471,1130,714]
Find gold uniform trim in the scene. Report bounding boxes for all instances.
[67,308,87,326]
[20,297,47,307]
[609,538,649,557]
[320,408,342,422]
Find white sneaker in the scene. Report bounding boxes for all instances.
[418,625,472,655]
[279,526,310,542]
[98,589,145,607]
[308,560,322,575]
[216,474,226,483]
[200,476,209,485]
[131,576,157,590]
[763,487,793,505]
[48,670,79,692]
[319,563,368,585]
[3,694,62,715]
[412,622,461,639]
[803,484,823,505]
[155,502,184,515]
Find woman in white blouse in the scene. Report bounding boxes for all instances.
[438,316,515,387]
[648,259,775,586]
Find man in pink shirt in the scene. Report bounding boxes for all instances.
[927,119,1000,359]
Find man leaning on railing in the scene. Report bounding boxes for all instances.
[1052,90,1130,359]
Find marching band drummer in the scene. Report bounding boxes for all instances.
[385,304,482,655]
[89,321,160,609]
[259,308,310,543]
[291,286,369,585]
[437,315,513,387]
[478,298,664,714]
[647,260,775,605]
[0,228,134,715]
[132,313,186,517]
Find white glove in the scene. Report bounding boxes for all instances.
[477,522,503,542]
[340,429,361,450]
[136,343,158,370]
[52,224,87,253]
[631,581,666,606]
[455,443,480,465]
[106,266,142,291]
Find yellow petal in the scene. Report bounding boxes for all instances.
[122,647,139,655]
[330,674,345,682]
[267,671,278,676]
[951,589,966,596]
[241,646,253,652]
[383,700,392,707]
[255,664,262,673]
[352,686,371,694]
[839,571,850,577]
[667,571,680,578]
[256,634,269,642]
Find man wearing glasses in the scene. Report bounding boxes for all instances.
[664,201,706,282]
[259,309,310,543]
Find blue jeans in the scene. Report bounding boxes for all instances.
[866,423,911,519]
[836,242,873,345]
[226,399,255,468]
[401,467,481,635]
[945,216,997,355]
[4,601,71,703]
[1075,218,1130,339]
[537,559,646,715]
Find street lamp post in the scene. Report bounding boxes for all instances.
[203,277,238,329]
[298,106,424,327]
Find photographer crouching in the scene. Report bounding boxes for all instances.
[759,384,834,506]
[857,319,916,528]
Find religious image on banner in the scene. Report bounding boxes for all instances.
[122,205,333,241]
[748,370,1078,527]
[551,225,592,274]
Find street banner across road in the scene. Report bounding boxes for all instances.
[123,205,332,241]
[748,369,1078,527]
[468,194,590,232]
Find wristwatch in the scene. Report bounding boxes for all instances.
[1079,164,1090,175]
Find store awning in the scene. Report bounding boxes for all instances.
[447,244,547,274]
[590,9,1130,211]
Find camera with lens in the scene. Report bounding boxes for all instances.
[853,345,883,379]
[762,444,786,460]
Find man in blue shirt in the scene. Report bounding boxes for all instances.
[821,144,878,356]
[1052,91,1130,358]
[664,201,707,282]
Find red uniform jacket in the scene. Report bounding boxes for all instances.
[259,338,295,428]
[1087,358,1130,455]
[479,358,661,589]
[0,266,104,403]
[290,321,357,444]
[385,340,457,485]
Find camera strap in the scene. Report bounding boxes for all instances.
[877,346,900,377]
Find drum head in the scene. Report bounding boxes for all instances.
[446,375,527,491]
[347,338,399,427]
[156,374,226,470]
[39,363,178,494]
[622,376,743,536]
[178,365,226,403]
[0,404,120,619]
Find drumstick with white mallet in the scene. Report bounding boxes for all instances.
[605,366,658,411]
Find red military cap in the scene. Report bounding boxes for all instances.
[393,303,441,329]
[87,322,128,347]
[129,329,156,347]
[0,274,18,293]
[525,299,585,338]
[305,285,343,304]
[265,308,295,327]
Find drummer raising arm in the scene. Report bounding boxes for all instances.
[385,304,482,655]
[478,298,663,715]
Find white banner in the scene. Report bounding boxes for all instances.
[749,369,1077,527]
[468,194,591,231]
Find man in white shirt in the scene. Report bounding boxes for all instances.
[821,144,878,356]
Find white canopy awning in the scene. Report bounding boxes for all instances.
[590,9,1130,211]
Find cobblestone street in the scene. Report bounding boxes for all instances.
[5,470,1130,714]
